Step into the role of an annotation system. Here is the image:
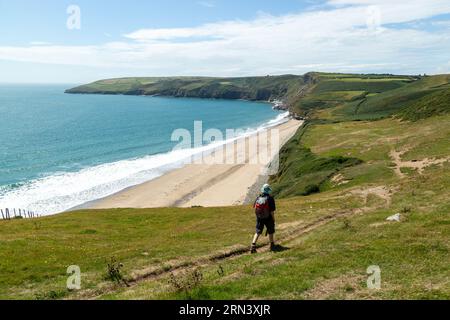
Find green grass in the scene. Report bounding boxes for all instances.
[66,75,305,103]
[290,73,449,121]
[152,207,449,300]
[291,73,418,116]
[312,91,367,101]
[0,206,259,299]
[101,114,450,300]
[269,121,363,198]
[315,80,407,93]
[0,195,364,300]
[396,88,450,121]
[336,77,413,82]
[329,75,450,120]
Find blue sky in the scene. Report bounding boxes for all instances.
[0,0,450,83]
[0,0,312,46]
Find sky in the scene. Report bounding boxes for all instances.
[0,0,450,83]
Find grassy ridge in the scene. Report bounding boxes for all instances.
[396,88,450,121]
[270,121,363,198]
[292,73,417,117]
[66,75,305,104]
[321,74,450,121]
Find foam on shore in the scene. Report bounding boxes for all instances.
[0,112,290,216]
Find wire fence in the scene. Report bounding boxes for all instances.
[0,208,40,220]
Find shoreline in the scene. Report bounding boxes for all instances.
[89,119,303,209]
[65,91,289,111]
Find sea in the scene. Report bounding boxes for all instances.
[0,84,288,215]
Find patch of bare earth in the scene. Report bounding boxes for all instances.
[350,186,394,207]
[390,149,450,178]
[278,220,304,231]
[302,274,377,300]
[369,222,391,228]
[331,173,350,186]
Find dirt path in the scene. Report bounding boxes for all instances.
[350,186,393,207]
[74,183,397,299]
[78,204,373,300]
[390,149,449,178]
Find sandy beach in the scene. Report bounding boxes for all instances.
[91,119,303,209]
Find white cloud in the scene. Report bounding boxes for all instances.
[197,1,215,8]
[1,0,450,79]
[432,20,450,28]
[29,41,52,46]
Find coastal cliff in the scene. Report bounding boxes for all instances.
[65,75,308,111]
[66,72,448,120]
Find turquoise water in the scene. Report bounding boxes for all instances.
[0,85,285,215]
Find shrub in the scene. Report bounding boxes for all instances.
[105,257,128,286]
[168,269,204,298]
[302,184,320,196]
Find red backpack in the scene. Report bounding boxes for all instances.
[254,195,271,219]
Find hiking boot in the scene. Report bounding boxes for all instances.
[250,244,257,254]
[270,242,277,252]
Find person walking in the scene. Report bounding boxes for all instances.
[251,184,277,253]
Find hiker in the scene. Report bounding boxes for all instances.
[251,184,277,253]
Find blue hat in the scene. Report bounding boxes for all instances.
[261,184,272,195]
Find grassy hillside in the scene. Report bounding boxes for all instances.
[269,121,363,198]
[291,73,418,117]
[396,88,450,121]
[66,75,305,105]
[270,74,449,203]
[307,74,450,121]
[66,73,449,121]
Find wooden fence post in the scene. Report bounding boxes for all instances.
[0,209,40,221]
